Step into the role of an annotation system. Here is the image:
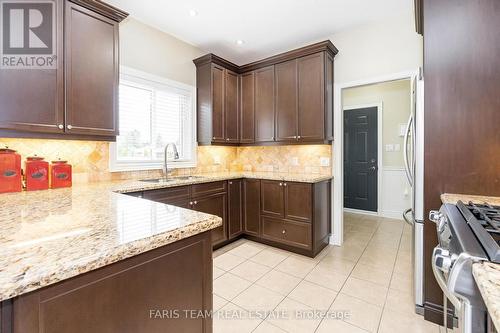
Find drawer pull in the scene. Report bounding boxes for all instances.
[189,201,193,206]
[279,182,283,186]
[193,200,198,205]
[282,230,286,234]
[283,183,287,187]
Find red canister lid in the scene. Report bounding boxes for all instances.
[27,156,45,161]
[0,147,17,154]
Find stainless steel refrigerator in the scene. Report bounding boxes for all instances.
[402,70,425,315]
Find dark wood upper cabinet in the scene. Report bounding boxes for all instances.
[0,0,64,135]
[228,179,243,239]
[194,40,337,146]
[211,64,225,142]
[275,59,298,141]
[65,1,119,137]
[254,66,276,142]
[240,72,255,143]
[224,70,239,142]
[0,0,127,140]
[298,53,325,141]
[243,179,261,236]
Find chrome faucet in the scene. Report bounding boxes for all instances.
[163,143,179,180]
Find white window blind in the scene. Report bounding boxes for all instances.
[110,68,196,172]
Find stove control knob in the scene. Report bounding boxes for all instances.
[435,253,453,274]
[429,210,443,224]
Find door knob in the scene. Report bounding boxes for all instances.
[369,166,377,171]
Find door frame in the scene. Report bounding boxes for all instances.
[331,69,419,246]
[342,102,383,216]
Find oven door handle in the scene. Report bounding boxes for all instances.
[432,247,461,309]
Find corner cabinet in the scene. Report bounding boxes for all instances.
[193,40,337,146]
[0,0,128,141]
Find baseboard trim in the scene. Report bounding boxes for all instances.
[343,208,378,216]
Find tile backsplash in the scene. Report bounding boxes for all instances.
[0,138,331,183]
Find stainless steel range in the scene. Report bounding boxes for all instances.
[430,200,500,333]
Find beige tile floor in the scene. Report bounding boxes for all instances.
[212,213,450,333]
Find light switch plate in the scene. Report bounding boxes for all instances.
[320,157,330,167]
[385,144,394,152]
[290,157,299,166]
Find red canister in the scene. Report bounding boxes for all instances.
[25,156,49,191]
[0,148,22,193]
[50,160,72,189]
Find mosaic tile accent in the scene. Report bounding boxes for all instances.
[0,138,331,183]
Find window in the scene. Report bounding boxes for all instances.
[110,67,196,171]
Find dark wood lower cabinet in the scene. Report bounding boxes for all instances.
[243,179,261,236]
[228,180,243,238]
[192,193,228,246]
[1,232,213,333]
[127,179,331,256]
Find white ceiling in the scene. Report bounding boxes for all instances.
[108,0,413,65]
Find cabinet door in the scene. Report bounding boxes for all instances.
[298,53,325,141]
[192,193,227,246]
[261,180,285,218]
[65,2,119,136]
[275,60,298,141]
[228,179,243,239]
[284,182,312,222]
[211,65,225,142]
[240,72,255,143]
[261,217,285,243]
[225,70,239,142]
[283,220,311,249]
[254,66,275,142]
[243,179,261,236]
[0,0,64,134]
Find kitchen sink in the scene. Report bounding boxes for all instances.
[139,176,205,183]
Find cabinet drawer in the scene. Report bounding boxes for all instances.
[261,217,285,243]
[283,220,311,249]
[191,181,227,198]
[143,186,190,204]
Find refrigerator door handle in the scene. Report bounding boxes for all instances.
[403,114,414,187]
[403,208,414,226]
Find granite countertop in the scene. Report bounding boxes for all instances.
[441,193,500,331]
[441,193,500,206]
[473,262,500,331]
[0,172,331,302]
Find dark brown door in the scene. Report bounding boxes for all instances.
[275,60,298,141]
[298,53,325,141]
[225,70,239,142]
[261,180,285,218]
[0,0,64,134]
[228,179,243,239]
[254,66,275,142]
[243,179,261,236]
[284,182,312,222]
[344,107,378,212]
[65,2,119,136]
[240,72,255,143]
[192,193,227,246]
[211,64,225,142]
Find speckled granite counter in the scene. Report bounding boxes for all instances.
[0,172,331,302]
[441,193,500,206]
[441,193,500,331]
[0,182,222,302]
[473,262,500,331]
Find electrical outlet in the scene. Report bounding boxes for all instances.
[385,144,394,152]
[213,156,221,165]
[320,157,330,167]
[290,157,299,166]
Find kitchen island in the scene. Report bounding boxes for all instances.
[0,181,221,333]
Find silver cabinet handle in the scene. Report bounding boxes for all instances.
[194,201,197,205]
[226,138,230,141]
[212,137,216,140]
[67,125,73,130]
[279,182,283,186]
[282,230,286,234]
[283,183,287,187]
[271,136,275,141]
[189,201,193,206]
[229,181,233,185]
[297,135,301,139]
[58,124,64,130]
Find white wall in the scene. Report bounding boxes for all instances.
[120,18,205,85]
[330,14,423,84]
